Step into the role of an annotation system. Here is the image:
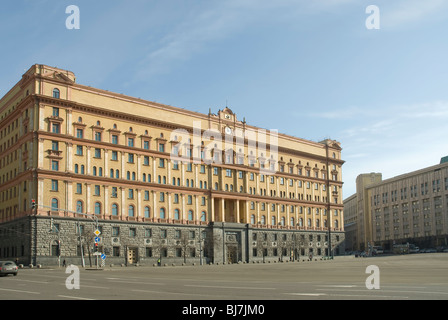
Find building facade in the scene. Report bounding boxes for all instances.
[344,162,448,251]
[0,65,345,266]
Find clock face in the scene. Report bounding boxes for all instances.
[225,127,232,135]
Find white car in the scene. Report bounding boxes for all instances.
[0,261,18,277]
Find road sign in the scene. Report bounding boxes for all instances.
[94,229,101,236]
[101,254,106,260]
[94,237,101,243]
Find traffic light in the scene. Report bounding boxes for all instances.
[94,242,99,252]
[31,199,37,210]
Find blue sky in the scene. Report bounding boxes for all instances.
[1,0,448,197]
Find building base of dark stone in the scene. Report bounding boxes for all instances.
[0,216,345,267]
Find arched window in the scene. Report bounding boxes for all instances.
[144,206,150,218]
[334,220,339,229]
[261,215,266,225]
[160,208,166,219]
[95,202,101,215]
[250,214,255,225]
[112,204,119,216]
[53,88,60,99]
[307,218,312,227]
[271,216,276,226]
[128,205,135,217]
[290,217,295,227]
[299,218,303,227]
[280,216,285,226]
[174,209,180,220]
[201,211,206,222]
[188,210,193,221]
[80,165,85,174]
[316,219,320,228]
[74,164,79,174]
[115,169,119,179]
[76,201,83,213]
[93,166,97,176]
[51,198,59,211]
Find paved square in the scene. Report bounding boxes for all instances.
[0,253,447,300]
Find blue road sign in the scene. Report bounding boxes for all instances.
[94,237,100,243]
[101,254,106,260]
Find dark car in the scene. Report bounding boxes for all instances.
[0,261,18,277]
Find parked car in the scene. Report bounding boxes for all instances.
[0,261,18,277]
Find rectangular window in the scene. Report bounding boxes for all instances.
[76,129,83,139]
[51,160,59,171]
[111,151,118,161]
[128,138,134,147]
[159,159,165,168]
[112,227,120,237]
[76,145,83,156]
[111,187,118,198]
[94,148,101,158]
[94,185,100,196]
[159,143,165,152]
[51,180,58,191]
[143,141,150,150]
[111,135,118,144]
[76,183,82,194]
[51,141,59,151]
[94,132,102,142]
[52,123,60,134]
[52,107,59,117]
[128,153,134,163]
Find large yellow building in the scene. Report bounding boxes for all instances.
[0,64,345,266]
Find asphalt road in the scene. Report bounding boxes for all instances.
[1,253,447,301]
